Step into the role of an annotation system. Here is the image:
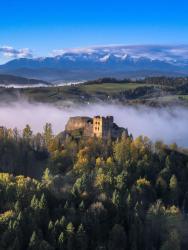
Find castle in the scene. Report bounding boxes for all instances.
[65,115,127,138]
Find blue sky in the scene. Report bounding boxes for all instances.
[0,0,188,63]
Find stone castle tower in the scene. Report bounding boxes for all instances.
[93,116,113,138]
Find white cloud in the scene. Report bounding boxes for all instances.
[51,47,96,57]
[0,46,33,59]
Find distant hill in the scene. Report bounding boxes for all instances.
[0,76,187,107]
[0,74,50,87]
[1,45,188,81]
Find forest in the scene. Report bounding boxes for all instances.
[0,124,188,249]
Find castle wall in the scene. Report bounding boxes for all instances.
[83,123,93,137]
[65,117,92,131]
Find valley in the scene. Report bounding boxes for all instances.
[0,76,188,107]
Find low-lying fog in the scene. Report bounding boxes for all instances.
[0,81,83,89]
[0,101,187,147]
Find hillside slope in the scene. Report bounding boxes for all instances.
[0,74,50,86]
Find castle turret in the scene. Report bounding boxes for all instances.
[93,116,103,137]
[93,116,114,138]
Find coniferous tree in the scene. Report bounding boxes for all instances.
[76,224,88,250]
[66,222,75,250]
[28,231,40,250]
[58,232,65,250]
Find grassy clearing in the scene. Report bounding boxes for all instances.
[79,83,150,93]
[178,95,188,100]
[148,95,188,103]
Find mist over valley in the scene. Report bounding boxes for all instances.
[0,100,187,147]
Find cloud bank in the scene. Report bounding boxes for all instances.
[0,46,33,59]
[0,101,187,148]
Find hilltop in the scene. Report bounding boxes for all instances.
[0,74,50,87]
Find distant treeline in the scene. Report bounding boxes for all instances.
[84,76,188,86]
[145,77,188,86]
[83,78,137,84]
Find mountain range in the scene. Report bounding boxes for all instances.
[1,45,188,81]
